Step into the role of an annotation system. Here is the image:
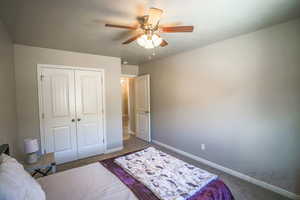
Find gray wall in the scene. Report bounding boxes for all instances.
[140,19,300,194]
[121,64,139,76]
[0,20,18,156]
[14,44,123,157]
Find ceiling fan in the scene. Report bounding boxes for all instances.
[105,8,194,49]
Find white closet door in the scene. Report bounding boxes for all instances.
[41,68,77,164]
[75,70,105,159]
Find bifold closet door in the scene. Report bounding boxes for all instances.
[75,70,105,159]
[41,68,78,164]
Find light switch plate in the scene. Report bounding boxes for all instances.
[201,144,205,150]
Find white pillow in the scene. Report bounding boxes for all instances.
[0,154,46,200]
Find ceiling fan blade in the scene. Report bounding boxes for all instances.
[161,26,194,33]
[147,7,163,26]
[160,39,168,47]
[122,33,144,44]
[105,24,137,30]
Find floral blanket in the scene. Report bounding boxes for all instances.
[115,147,218,200]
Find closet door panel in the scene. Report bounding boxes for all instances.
[41,68,77,164]
[75,70,105,159]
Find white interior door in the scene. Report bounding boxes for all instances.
[75,70,105,159]
[41,68,77,164]
[135,74,151,142]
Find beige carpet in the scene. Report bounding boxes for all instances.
[57,136,289,200]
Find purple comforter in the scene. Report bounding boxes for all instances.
[100,154,234,200]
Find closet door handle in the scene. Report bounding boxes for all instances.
[71,119,75,122]
[77,118,81,122]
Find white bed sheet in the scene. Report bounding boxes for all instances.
[38,162,138,200]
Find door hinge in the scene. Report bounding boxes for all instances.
[40,74,44,81]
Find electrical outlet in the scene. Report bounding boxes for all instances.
[201,144,206,150]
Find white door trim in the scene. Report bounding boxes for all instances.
[38,64,105,72]
[37,64,107,154]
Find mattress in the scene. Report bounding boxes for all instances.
[38,162,138,200]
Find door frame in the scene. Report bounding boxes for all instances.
[120,74,137,136]
[37,64,107,154]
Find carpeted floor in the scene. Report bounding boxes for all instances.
[57,136,289,200]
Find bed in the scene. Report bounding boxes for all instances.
[38,162,138,200]
[0,144,234,200]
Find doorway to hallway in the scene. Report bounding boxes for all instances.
[121,76,136,140]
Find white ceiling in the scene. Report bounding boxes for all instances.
[1,0,300,64]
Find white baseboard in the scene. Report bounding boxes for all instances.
[152,140,300,200]
[105,146,123,154]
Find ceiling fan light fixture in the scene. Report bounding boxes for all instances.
[137,34,162,49]
[147,7,163,26]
